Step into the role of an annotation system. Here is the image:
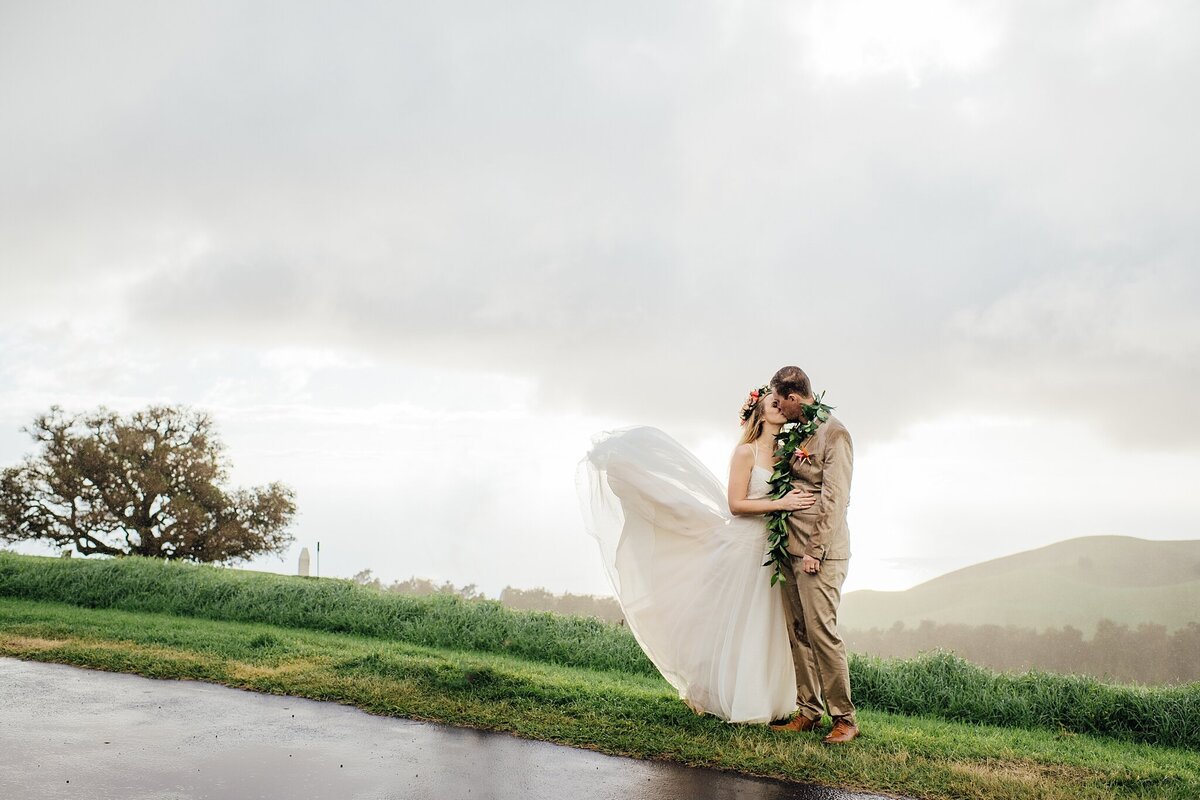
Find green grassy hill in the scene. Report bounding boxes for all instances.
[842,536,1200,634]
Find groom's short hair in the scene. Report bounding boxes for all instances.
[771,366,812,399]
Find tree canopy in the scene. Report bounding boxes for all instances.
[0,404,296,563]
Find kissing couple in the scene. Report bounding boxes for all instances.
[577,365,858,744]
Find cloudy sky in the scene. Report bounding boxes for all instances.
[2,0,1197,598]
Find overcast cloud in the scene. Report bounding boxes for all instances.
[2,1,1197,596]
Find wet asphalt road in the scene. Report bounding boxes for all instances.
[0,657,905,800]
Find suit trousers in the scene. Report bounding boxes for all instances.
[780,556,855,722]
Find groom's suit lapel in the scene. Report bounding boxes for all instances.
[787,420,827,486]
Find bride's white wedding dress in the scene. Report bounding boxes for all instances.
[577,426,797,723]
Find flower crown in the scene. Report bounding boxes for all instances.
[738,385,770,425]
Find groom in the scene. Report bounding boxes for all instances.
[768,365,859,744]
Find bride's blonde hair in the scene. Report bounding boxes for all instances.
[740,403,767,445]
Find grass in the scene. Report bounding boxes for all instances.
[0,550,648,673]
[2,552,1198,750]
[4,596,1200,800]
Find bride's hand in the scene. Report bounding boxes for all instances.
[775,489,815,512]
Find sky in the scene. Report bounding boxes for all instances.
[1,0,1198,598]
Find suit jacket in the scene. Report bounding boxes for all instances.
[783,414,853,561]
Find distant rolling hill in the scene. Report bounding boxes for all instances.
[842,536,1200,635]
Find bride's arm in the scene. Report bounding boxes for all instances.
[727,444,812,515]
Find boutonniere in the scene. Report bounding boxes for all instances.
[763,391,834,586]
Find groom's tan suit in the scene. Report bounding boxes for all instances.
[780,414,855,722]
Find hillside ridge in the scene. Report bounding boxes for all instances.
[842,535,1200,633]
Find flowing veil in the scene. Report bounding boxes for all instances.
[576,426,731,592]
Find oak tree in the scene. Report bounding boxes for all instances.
[0,404,296,563]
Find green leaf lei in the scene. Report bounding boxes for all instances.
[763,391,834,586]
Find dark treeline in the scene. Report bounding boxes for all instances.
[497,586,624,623]
[350,570,625,623]
[846,619,1200,685]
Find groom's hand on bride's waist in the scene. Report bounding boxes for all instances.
[801,554,821,574]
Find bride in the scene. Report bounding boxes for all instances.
[576,387,814,723]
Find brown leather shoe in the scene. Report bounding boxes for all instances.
[770,714,820,732]
[821,717,859,744]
